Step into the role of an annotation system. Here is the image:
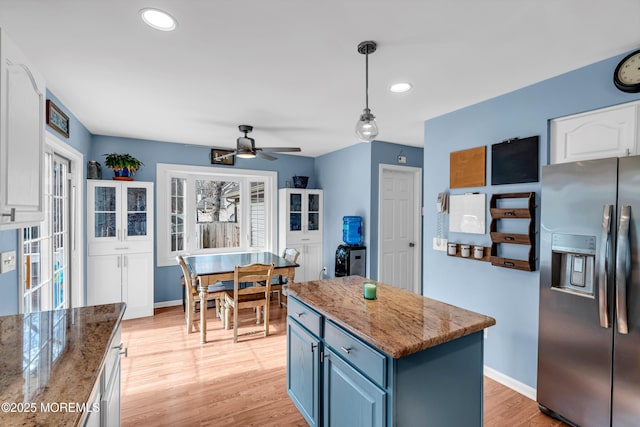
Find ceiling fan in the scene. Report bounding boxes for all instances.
[213,125,302,161]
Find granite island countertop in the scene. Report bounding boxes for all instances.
[0,303,126,426]
[286,276,495,358]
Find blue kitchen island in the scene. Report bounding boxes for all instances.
[286,276,496,426]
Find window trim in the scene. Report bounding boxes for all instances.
[156,163,277,267]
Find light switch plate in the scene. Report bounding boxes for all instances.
[1,251,16,273]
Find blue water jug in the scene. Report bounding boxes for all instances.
[343,216,362,245]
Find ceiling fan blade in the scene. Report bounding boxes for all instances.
[257,151,277,161]
[258,147,302,153]
[213,151,237,161]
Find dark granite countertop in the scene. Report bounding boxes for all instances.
[286,276,495,358]
[0,303,126,426]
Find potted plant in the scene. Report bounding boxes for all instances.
[103,153,144,180]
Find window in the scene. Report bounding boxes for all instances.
[157,164,277,266]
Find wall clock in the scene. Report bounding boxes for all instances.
[613,50,640,93]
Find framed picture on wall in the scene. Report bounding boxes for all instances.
[211,149,235,166]
[46,100,70,138]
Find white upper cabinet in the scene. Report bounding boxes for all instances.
[279,188,324,282]
[551,101,640,164]
[0,28,46,229]
[279,189,323,243]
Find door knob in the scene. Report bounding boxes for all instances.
[409,242,415,247]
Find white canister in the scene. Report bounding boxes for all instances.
[447,243,457,256]
[460,244,471,258]
[473,246,484,259]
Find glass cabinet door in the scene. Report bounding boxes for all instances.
[307,193,320,231]
[93,186,117,238]
[126,187,148,237]
[289,193,302,232]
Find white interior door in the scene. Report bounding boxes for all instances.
[378,165,422,294]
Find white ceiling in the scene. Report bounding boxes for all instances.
[0,1,638,157]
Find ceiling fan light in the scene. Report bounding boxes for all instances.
[355,108,378,141]
[236,149,256,159]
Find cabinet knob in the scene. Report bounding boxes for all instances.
[340,346,352,355]
[295,312,304,318]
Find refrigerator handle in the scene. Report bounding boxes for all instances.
[599,204,612,328]
[616,205,631,334]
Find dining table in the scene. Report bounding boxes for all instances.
[183,251,298,343]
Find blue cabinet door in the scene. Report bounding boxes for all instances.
[323,348,385,427]
[287,319,321,427]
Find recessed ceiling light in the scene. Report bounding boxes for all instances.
[389,82,412,93]
[140,8,177,31]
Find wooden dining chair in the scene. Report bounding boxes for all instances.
[272,248,300,306]
[223,263,274,343]
[177,254,225,334]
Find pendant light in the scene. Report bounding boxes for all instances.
[355,40,378,142]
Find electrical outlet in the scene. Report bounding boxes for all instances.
[433,237,448,251]
[322,266,327,274]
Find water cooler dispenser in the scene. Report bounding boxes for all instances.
[335,216,366,277]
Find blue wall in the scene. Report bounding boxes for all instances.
[0,90,92,315]
[423,50,640,388]
[315,140,423,279]
[90,135,316,303]
[370,141,424,279]
[316,143,372,278]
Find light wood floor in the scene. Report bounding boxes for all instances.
[120,303,566,427]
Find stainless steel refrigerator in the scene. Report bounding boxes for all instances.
[538,156,640,427]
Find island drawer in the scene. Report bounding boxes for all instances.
[324,320,386,388]
[288,297,323,337]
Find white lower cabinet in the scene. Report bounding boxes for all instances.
[83,326,123,427]
[102,358,121,426]
[87,252,153,320]
[289,242,323,282]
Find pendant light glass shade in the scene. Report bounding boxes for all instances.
[355,108,378,141]
[355,41,378,142]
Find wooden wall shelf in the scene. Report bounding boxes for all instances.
[489,192,536,272]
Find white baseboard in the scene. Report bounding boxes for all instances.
[484,366,536,401]
[154,299,182,309]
